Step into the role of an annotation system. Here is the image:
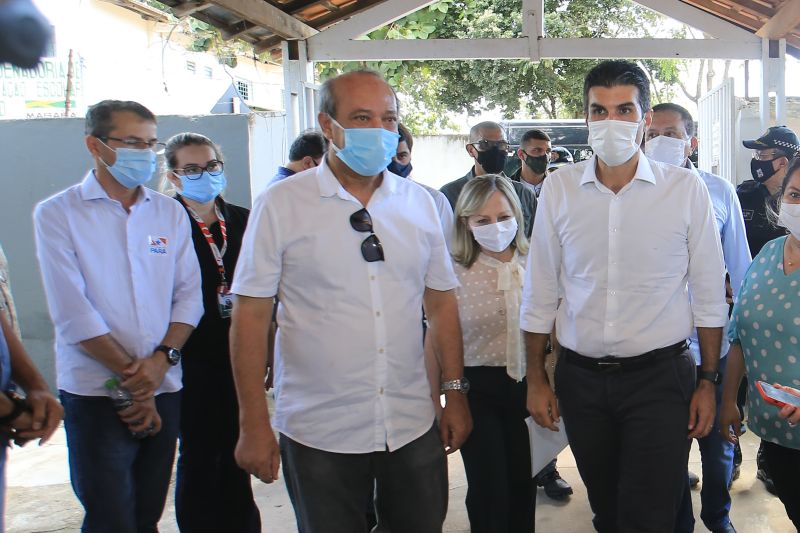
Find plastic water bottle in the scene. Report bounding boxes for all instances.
[104,377,151,439]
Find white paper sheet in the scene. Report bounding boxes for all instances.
[526,416,570,476]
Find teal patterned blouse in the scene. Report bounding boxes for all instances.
[729,236,800,450]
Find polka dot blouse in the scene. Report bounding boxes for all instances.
[729,236,800,450]
[454,253,526,381]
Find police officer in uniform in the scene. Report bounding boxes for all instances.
[737,126,799,257]
[736,125,800,494]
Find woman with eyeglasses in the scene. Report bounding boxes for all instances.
[163,132,260,532]
[451,174,535,532]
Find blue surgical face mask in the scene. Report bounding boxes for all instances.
[179,171,227,204]
[387,159,412,178]
[99,142,157,189]
[330,118,400,177]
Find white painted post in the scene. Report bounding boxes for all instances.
[282,40,315,142]
[759,38,787,130]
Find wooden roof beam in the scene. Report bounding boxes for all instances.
[171,1,214,17]
[209,0,318,39]
[756,0,800,39]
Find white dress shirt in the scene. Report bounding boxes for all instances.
[413,179,455,246]
[34,171,203,396]
[687,163,752,365]
[521,154,728,358]
[455,253,526,380]
[232,161,458,454]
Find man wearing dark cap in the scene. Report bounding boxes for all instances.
[738,126,799,257]
[736,125,800,495]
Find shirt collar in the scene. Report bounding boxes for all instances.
[316,156,398,201]
[684,160,701,178]
[580,152,657,187]
[79,170,152,203]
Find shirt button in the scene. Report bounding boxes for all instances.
[611,228,618,233]
[376,311,381,317]
[379,387,384,395]
[370,275,376,281]
[379,348,385,354]
[610,290,616,295]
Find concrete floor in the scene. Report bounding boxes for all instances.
[5,426,795,532]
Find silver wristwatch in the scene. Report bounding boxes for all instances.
[440,377,470,394]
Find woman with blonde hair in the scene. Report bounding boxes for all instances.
[452,174,535,532]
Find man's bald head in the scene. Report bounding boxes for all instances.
[469,121,504,143]
[319,69,399,121]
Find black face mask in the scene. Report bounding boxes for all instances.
[476,146,508,174]
[751,158,779,183]
[524,154,549,175]
[387,160,412,178]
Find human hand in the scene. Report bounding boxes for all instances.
[121,355,170,401]
[13,389,63,445]
[688,381,716,439]
[439,392,472,454]
[235,424,281,483]
[775,384,800,427]
[718,398,744,444]
[117,396,162,436]
[527,379,560,431]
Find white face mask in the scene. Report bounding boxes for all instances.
[645,135,689,167]
[470,218,518,253]
[779,202,800,239]
[588,119,642,167]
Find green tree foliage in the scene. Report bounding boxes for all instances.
[318,0,690,132]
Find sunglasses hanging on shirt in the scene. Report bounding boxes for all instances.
[349,208,385,262]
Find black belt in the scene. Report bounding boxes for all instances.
[563,341,688,372]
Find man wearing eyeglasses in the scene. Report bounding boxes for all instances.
[440,121,536,237]
[33,100,203,532]
[230,69,471,533]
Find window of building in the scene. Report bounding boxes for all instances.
[186,60,196,74]
[236,80,251,101]
[204,66,213,79]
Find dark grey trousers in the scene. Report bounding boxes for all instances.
[280,424,447,533]
[555,347,695,533]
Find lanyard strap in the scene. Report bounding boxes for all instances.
[184,201,228,285]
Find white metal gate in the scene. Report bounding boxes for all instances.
[698,78,736,183]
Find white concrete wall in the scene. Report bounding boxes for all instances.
[0,0,283,120]
[410,134,474,190]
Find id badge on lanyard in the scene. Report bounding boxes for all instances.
[185,201,233,318]
[217,283,233,319]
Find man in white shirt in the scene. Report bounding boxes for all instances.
[522,60,728,533]
[230,70,471,533]
[645,102,750,533]
[34,100,203,533]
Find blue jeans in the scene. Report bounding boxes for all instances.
[675,355,734,533]
[60,390,181,533]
